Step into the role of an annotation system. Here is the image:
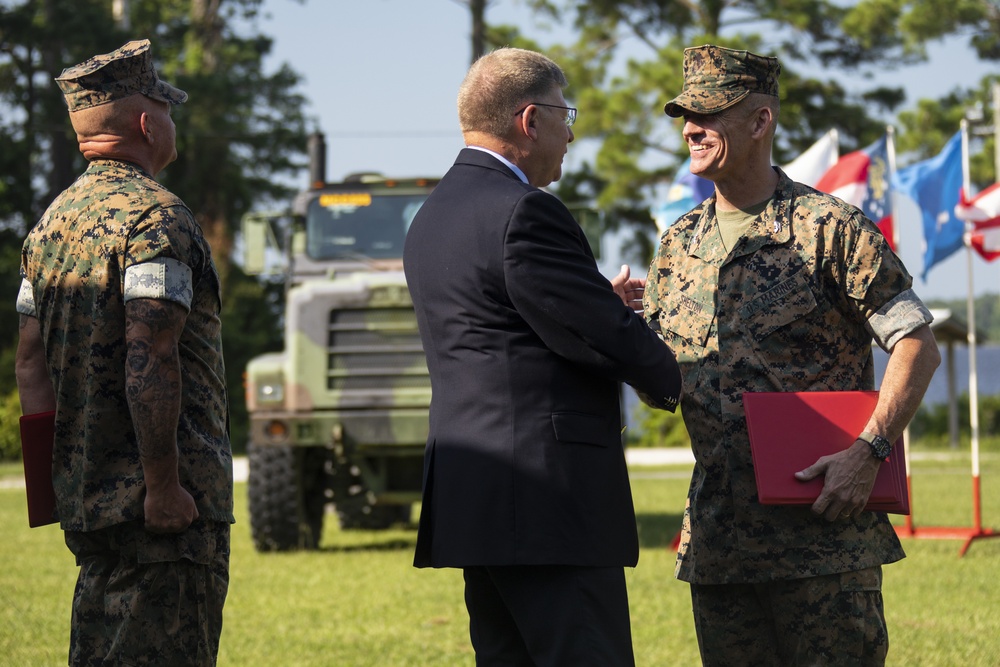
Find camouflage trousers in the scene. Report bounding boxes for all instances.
[689,566,887,667]
[63,519,230,667]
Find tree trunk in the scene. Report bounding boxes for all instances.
[187,0,230,269]
[41,0,73,210]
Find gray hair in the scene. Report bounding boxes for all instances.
[457,47,568,138]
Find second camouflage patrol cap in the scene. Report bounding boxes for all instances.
[55,39,188,112]
[663,44,780,117]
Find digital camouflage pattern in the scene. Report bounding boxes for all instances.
[690,566,887,665]
[56,39,187,112]
[65,520,230,666]
[644,168,932,585]
[664,44,780,118]
[18,158,234,532]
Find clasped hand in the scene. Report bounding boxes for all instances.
[611,264,645,312]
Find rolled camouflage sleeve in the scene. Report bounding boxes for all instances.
[866,288,934,352]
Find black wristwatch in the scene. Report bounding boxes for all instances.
[859,431,893,461]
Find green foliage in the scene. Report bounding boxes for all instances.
[0,231,24,396]
[910,393,1000,445]
[895,80,999,186]
[0,0,121,230]
[629,401,690,448]
[0,390,22,461]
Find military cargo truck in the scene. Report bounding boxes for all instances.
[241,133,438,551]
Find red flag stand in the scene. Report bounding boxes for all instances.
[891,389,999,557]
[895,474,1000,556]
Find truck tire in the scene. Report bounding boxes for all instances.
[328,456,411,530]
[247,442,329,551]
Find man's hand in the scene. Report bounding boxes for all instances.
[144,481,198,533]
[610,264,645,312]
[794,440,881,521]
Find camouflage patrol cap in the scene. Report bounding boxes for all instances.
[664,45,780,117]
[55,39,187,112]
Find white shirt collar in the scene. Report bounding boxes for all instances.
[467,145,529,184]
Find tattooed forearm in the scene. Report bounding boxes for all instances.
[125,298,185,462]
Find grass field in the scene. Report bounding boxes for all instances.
[1,454,999,666]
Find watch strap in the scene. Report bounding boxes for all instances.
[859,431,892,460]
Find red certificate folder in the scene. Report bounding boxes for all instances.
[742,391,909,515]
[19,411,58,527]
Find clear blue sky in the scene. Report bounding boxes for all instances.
[258,0,998,302]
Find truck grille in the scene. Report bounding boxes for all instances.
[327,308,429,391]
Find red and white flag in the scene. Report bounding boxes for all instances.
[782,129,839,187]
[815,135,894,250]
[955,183,1000,262]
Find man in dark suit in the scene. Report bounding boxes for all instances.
[403,47,683,667]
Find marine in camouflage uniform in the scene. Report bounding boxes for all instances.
[645,45,940,665]
[15,40,233,667]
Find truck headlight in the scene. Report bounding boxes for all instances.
[257,382,284,404]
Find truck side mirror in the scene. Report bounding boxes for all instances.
[242,213,278,275]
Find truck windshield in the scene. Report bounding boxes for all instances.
[305,191,429,260]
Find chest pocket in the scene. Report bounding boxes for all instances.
[738,271,817,341]
[661,293,714,345]
[658,293,715,364]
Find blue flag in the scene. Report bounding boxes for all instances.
[651,158,714,232]
[891,131,964,279]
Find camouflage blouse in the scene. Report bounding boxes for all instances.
[644,168,931,584]
[18,159,234,531]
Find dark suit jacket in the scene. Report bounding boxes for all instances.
[404,148,681,568]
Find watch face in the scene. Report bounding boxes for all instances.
[870,435,892,460]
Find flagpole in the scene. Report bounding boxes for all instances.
[884,124,917,532]
[887,126,899,252]
[960,120,983,536]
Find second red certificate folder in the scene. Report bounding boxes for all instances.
[19,410,58,527]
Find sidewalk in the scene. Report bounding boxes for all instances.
[625,448,695,466]
[229,449,690,483]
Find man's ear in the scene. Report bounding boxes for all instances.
[519,104,539,141]
[139,111,152,144]
[750,106,773,139]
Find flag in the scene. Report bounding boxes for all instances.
[955,182,1000,262]
[815,134,895,249]
[969,219,1000,261]
[781,129,839,187]
[891,131,964,279]
[956,181,1000,220]
[652,158,714,233]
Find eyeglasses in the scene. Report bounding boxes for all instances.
[515,102,577,127]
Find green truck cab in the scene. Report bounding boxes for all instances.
[242,133,437,550]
